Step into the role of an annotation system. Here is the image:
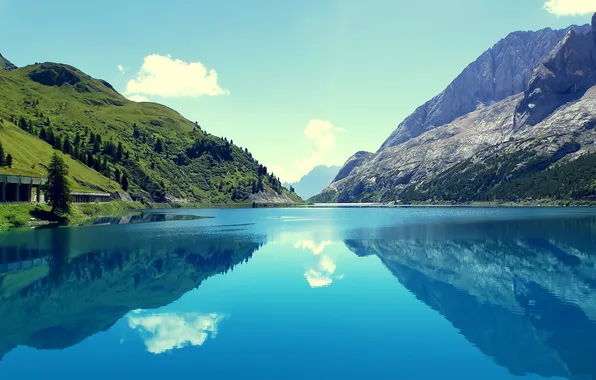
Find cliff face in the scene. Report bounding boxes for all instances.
[379,25,589,150]
[317,15,596,203]
[515,25,596,128]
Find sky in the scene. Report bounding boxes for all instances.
[1,0,595,183]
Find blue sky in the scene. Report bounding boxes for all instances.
[1,0,595,182]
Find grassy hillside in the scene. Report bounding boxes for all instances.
[0,60,302,204]
[0,119,122,192]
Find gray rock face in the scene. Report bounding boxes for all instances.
[319,16,596,202]
[515,25,596,128]
[332,151,373,183]
[0,53,16,71]
[379,25,590,150]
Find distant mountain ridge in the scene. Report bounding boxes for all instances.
[283,165,340,200]
[313,15,596,204]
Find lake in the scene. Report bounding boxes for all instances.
[1,207,596,380]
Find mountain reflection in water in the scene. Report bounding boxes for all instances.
[345,216,596,380]
[0,210,596,380]
[0,224,265,360]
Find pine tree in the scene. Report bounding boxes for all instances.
[133,123,140,138]
[40,127,47,141]
[62,139,72,155]
[121,172,129,191]
[54,135,63,151]
[5,154,12,168]
[116,142,124,161]
[154,138,164,153]
[0,141,5,167]
[93,138,100,154]
[114,168,121,183]
[18,116,28,131]
[43,153,71,215]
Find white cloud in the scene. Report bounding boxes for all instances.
[127,95,150,103]
[128,312,226,354]
[304,120,345,154]
[294,240,333,255]
[124,54,229,98]
[544,0,596,15]
[272,120,346,183]
[304,256,343,288]
[117,64,126,74]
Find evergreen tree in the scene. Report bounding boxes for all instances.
[47,128,56,146]
[133,123,140,138]
[121,172,129,191]
[93,138,100,154]
[89,132,96,144]
[18,116,28,131]
[154,138,164,153]
[74,132,81,146]
[5,154,12,168]
[0,141,5,167]
[44,153,71,215]
[74,145,80,161]
[114,168,121,183]
[116,142,124,161]
[40,126,47,141]
[62,139,72,155]
[54,135,63,151]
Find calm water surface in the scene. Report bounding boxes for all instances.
[1,207,596,380]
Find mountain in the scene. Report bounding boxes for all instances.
[313,15,596,204]
[283,165,340,200]
[0,54,16,71]
[0,60,302,204]
[344,216,596,379]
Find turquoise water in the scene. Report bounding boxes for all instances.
[1,207,595,380]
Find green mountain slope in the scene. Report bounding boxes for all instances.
[0,60,301,203]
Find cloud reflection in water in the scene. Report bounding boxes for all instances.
[128,311,227,354]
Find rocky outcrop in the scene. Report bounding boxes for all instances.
[332,151,373,183]
[379,24,590,150]
[515,25,596,127]
[0,53,16,71]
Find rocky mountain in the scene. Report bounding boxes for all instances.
[313,14,596,203]
[344,216,596,379]
[283,165,341,200]
[0,53,16,71]
[0,59,302,204]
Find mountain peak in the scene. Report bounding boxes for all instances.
[515,14,596,128]
[0,53,17,71]
[377,24,590,151]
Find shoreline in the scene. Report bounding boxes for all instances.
[1,199,594,231]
